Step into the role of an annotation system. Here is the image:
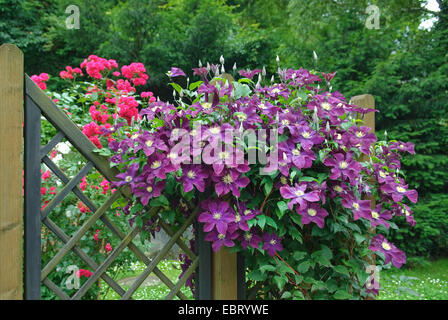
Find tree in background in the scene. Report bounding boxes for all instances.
[362,1,448,258]
[1,0,446,260]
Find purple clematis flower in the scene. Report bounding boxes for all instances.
[342,125,377,155]
[256,100,280,117]
[198,199,235,234]
[389,141,415,155]
[240,232,262,250]
[341,194,372,220]
[178,164,209,193]
[392,203,416,227]
[205,228,239,252]
[260,84,290,100]
[369,234,406,268]
[211,168,250,197]
[277,112,301,135]
[262,233,283,256]
[307,92,346,120]
[168,67,186,77]
[296,203,329,228]
[328,182,350,199]
[280,183,320,211]
[115,163,140,187]
[232,201,259,232]
[373,164,394,184]
[202,123,235,145]
[292,125,325,150]
[369,205,393,229]
[143,153,175,180]
[135,131,168,157]
[323,152,362,184]
[321,71,337,83]
[133,180,166,206]
[233,104,261,129]
[236,202,260,220]
[380,182,418,204]
[238,68,261,79]
[279,140,316,170]
[364,275,380,296]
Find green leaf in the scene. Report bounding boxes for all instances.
[320,245,333,259]
[297,260,311,273]
[233,82,252,99]
[257,215,267,230]
[265,216,278,229]
[333,290,352,300]
[280,292,292,299]
[333,265,350,277]
[161,210,175,224]
[264,179,273,195]
[134,216,143,228]
[277,201,289,216]
[313,254,332,267]
[130,203,143,215]
[354,233,366,244]
[189,81,203,91]
[293,251,307,261]
[150,195,170,207]
[247,218,257,229]
[260,264,277,273]
[289,212,302,226]
[237,78,254,85]
[293,290,305,300]
[247,270,266,281]
[273,275,286,291]
[326,279,339,293]
[288,226,303,242]
[169,82,183,95]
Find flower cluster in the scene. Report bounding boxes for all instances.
[76,269,93,278]
[33,54,419,299]
[80,55,118,79]
[121,62,149,86]
[59,66,83,79]
[31,73,49,90]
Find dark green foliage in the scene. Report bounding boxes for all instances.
[2,0,447,262]
[389,194,448,259]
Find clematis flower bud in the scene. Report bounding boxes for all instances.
[313,106,319,124]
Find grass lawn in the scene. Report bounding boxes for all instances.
[99,260,193,300]
[377,259,448,300]
[98,258,448,300]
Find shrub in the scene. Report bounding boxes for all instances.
[34,55,419,300]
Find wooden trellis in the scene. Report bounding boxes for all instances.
[24,72,202,300]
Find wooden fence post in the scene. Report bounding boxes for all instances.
[208,74,241,300]
[0,44,24,300]
[350,94,375,211]
[350,94,375,140]
[212,248,238,299]
[350,94,377,299]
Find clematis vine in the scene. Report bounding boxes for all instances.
[34,55,420,299]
